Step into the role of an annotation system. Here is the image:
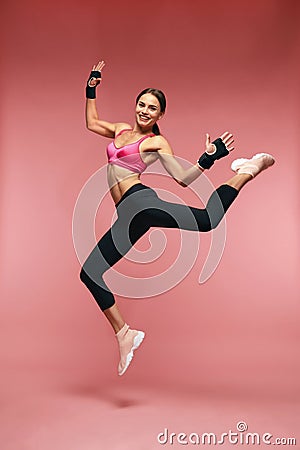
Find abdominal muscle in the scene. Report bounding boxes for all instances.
[107,164,142,204]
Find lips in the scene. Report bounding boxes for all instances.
[139,115,150,121]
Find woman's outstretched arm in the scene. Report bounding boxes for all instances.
[156,132,234,187]
[85,61,130,138]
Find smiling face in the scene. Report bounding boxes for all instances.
[135,93,164,130]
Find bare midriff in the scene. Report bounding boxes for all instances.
[107,164,143,205]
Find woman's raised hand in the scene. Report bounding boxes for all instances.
[88,60,106,87]
[205,131,234,155]
[86,60,105,99]
[197,131,235,170]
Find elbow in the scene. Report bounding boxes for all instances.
[178,171,190,187]
[179,181,188,188]
[86,121,96,132]
[175,178,188,188]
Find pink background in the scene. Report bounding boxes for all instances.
[1,0,299,449]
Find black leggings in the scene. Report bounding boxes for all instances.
[79,183,238,311]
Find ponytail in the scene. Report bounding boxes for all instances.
[152,123,160,135]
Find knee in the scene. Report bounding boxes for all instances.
[79,266,89,285]
[203,220,220,232]
[79,266,115,311]
[202,210,222,232]
[201,222,213,232]
[197,217,214,233]
[79,257,105,285]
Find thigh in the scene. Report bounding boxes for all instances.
[143,198,209,231]
[83,216,150,276]
[116,186,209,233]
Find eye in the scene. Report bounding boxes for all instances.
[138,102,145,107]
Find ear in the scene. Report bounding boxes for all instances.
[158,112,164,121]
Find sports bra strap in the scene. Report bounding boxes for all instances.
[115,129,156,140]
[139,133,155,142]
[115,128,132,138]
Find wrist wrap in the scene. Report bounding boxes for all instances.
[197,138,229,169]
[86,70,101,99]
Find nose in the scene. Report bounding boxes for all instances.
[140,105,149,115]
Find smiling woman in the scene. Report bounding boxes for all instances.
[79,60,275,376]
[135,88,166,135]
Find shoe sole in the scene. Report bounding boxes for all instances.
[118,331,145,376]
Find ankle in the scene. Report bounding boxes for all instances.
[226,173,253,191]
[116,323,129,339]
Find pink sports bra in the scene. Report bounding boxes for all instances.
[106,129,154,174]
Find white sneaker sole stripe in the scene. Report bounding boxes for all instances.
[118,331,145,376]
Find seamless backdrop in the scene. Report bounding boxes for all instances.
[1,0,299,449]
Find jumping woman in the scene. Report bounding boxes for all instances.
[79,60,275,376]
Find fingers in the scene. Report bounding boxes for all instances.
[206,133,210,146]
[93,61,105,72]
[92,60,106,71]
[225,137,234,146]
[220,131,234,152]
[220,131,233,141]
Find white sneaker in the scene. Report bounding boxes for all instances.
[231,153,275,177]
[115,324,145,376]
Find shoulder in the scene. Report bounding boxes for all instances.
[149,134,169,146]
[114,122,132,136]
[150,134,173,153]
